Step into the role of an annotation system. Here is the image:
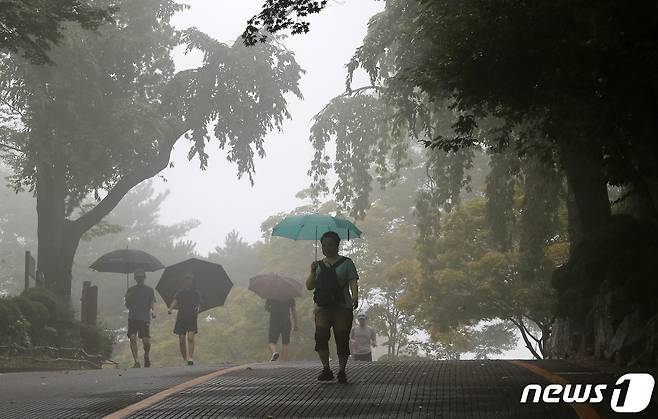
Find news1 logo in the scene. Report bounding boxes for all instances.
[520,373,655,413]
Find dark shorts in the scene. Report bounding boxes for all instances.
[314,308,353,356]
[127,319,150,338]
[174,315,198,335]
[269,321,291,345]
[353,352,373,362]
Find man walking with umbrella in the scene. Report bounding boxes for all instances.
[125,269,156,368]
[248,272,304,362]
[266,298,298,361]
[307,231,359,384]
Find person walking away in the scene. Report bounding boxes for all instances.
[350,312,377,361]
[306,231,359,384]
[125,268,156,368]
[266,298,299,361]
[168,273,201,365]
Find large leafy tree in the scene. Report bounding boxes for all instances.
[0,0,302,300]
[247,0,658,363]
[0,0,115,64]
[344,0,658,236]
[0,176,200,323]
[0,166,35,295]
[407,153,569,359]
[252,0,658,236]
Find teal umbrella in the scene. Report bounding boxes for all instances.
[271,214,362,259]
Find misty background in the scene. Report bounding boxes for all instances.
[0,0,534,364]
[159,0,382,253]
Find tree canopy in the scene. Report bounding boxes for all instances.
[0,0,303,299]
[0,0,115,64]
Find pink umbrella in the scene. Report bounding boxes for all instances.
[248,273,304,301]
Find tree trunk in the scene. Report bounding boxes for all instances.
[565,185,582,254]
[33,125,182,302]
[559,142,611,241]
[36,163,82,302]
[511,316,543,360]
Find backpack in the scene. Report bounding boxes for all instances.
[313,257,350,308]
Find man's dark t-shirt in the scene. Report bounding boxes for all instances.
[267,299,294,325]
[125,284,155,321]
[175,289,201,320]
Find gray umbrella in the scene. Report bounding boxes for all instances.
[156,258,233,313]
[90,248,165,289]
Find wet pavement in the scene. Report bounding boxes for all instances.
[0,364,230,418]
[0,360,656,418]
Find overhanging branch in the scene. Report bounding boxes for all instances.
[71,127,187,235]
[0,142,24,154]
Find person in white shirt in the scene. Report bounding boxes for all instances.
[350,312,377,361]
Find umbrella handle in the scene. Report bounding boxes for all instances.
[315,226,318,261]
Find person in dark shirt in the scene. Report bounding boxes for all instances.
[168,273,201,366]
[125,269,156,368]
[266,298,298,361]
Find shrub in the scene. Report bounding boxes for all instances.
[79,323,115,358]
[21,287,74,326]
[0,298,30,345]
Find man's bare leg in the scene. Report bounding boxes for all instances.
[186,331,195,362]
[129,335,139,366]
[281,344,289,361]
[178,334,187,361]
[142,337,151,367]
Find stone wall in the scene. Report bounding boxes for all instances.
[548,215,658,367]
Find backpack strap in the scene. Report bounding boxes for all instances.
[320,257,350,288]
[321,256,348,270]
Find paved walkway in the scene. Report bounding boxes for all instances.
[1,360,656,418]
[0,364,232,418]
[125,360,656,418]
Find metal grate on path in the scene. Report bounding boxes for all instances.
[129,361,579,418]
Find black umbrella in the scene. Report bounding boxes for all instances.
[90,248,165,289]
[156,258,233,313]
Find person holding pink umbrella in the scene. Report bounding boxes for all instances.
[249,272,303,361]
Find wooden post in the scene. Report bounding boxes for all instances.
[36,270,45,287]
[24,251,36,291]
[81,281,98,325]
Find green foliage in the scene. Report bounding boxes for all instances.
[13,296,49,338]
[309,94,411,218]
[0,289,113,357]
[0,0,304,300]
[0,297,29,345]
[348,0,658,171]
[79,323,114,358]
[0,0,115,64]
[0,167,36,295]
[365,260,419,358]
[114,289,318,367]
[3,0,302,196]
[208,230,263,288]
[407,187,566,358]
[242,0,328,46]
[21,286,73,327]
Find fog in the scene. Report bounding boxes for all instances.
[157,0,383,254]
